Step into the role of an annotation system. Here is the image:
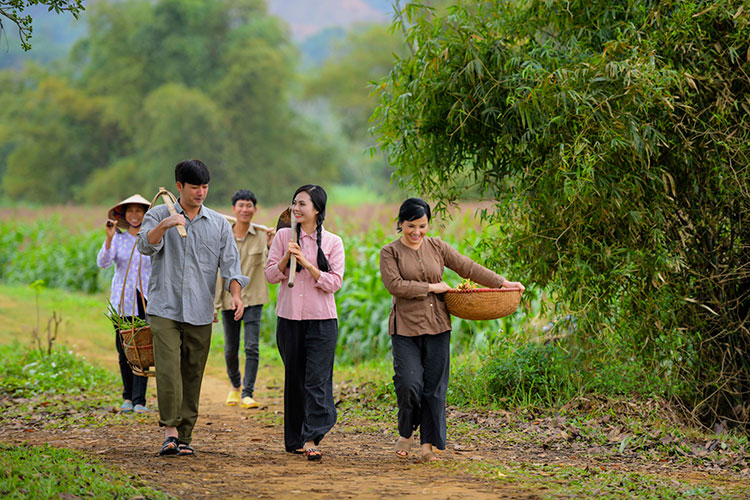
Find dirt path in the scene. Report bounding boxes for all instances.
[1,373,531,499]
[1,369,747,499]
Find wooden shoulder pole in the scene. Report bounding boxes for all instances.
[158,187,187,238]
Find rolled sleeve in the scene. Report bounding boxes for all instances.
[379,245,430,299]
[314,235,344,293]
[264,228,290,284]
[136,210,164,256]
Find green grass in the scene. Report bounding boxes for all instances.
[0,342,117,398]
[0,331,160,500]
[445,460,748,499]
[0,276,747,498]
[0,283,113,364]
[0,341,127,430]
[0,443,173,499]
[327,184,387,206]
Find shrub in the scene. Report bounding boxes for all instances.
[0,342,117,397]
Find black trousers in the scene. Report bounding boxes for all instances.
[276,317,338,452]
[391,330,451,450]
[113,291,148,406]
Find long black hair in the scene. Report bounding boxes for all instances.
[292,184,330,272]
[397,197,431,232]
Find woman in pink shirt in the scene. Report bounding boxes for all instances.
[265,185,345,461]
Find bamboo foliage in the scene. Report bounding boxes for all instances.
[374,0,750,427]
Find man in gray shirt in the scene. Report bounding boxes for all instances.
[137,159,249,457]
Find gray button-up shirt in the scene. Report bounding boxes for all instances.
[137,202,249,326]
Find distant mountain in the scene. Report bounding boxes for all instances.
[267,0,389,40]
[0,1,396,70]
[363,0,397,12]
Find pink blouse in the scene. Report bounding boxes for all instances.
[264,227,345,320]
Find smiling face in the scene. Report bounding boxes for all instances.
[400,215,429,248]
[291,190,319,227]
[124,204,146,227]
[231,199,256,224]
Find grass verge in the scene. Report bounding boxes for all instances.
[440,459,748,500]
[0,342,128,430]
[0,443,173,499]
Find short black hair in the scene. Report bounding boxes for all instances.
[397,197,431,232]
[175,159,211,185]
[232,189,257,206]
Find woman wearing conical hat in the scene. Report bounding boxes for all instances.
[96,194,153,414]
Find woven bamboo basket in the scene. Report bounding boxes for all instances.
[444,288,522,320]
[119,325,155,377]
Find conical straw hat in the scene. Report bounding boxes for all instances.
[107,194,151,230]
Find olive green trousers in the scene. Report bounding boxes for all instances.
[150,315,212,444]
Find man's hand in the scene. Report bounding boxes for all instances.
[265,227,276,248]
[229,279,244,321]
[162,213,186,229]
[230,296,244,321]
[147,213,187,244]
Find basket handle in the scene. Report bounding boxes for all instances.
[117,238,144,329]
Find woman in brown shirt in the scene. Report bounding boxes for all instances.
[379,198,524,462]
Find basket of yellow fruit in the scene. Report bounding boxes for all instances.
[444,279,522,320]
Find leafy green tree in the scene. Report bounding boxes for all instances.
[305,24,409,195]
[2,74,124,201]
[1,0,340,204]
[0,0,84,50]
[374,0,750,426]
[308,24,407,142]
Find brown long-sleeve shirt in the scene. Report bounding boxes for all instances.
[379,237,506,336]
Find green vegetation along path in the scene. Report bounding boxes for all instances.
[2,366,747,499]
[0,282,748,498]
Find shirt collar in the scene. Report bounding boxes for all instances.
[299,226,321,241]
[232,223,256,236]
[175,200,208,220]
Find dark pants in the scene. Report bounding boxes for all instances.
[221,305,262,398]
[115,329,149,406]
[114,291,148,406]
[391,330,451,450]
[276,317,338,452]
[150,315,212,445]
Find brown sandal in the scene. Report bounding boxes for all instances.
[394,438,412,459]
[418,451,438,463]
